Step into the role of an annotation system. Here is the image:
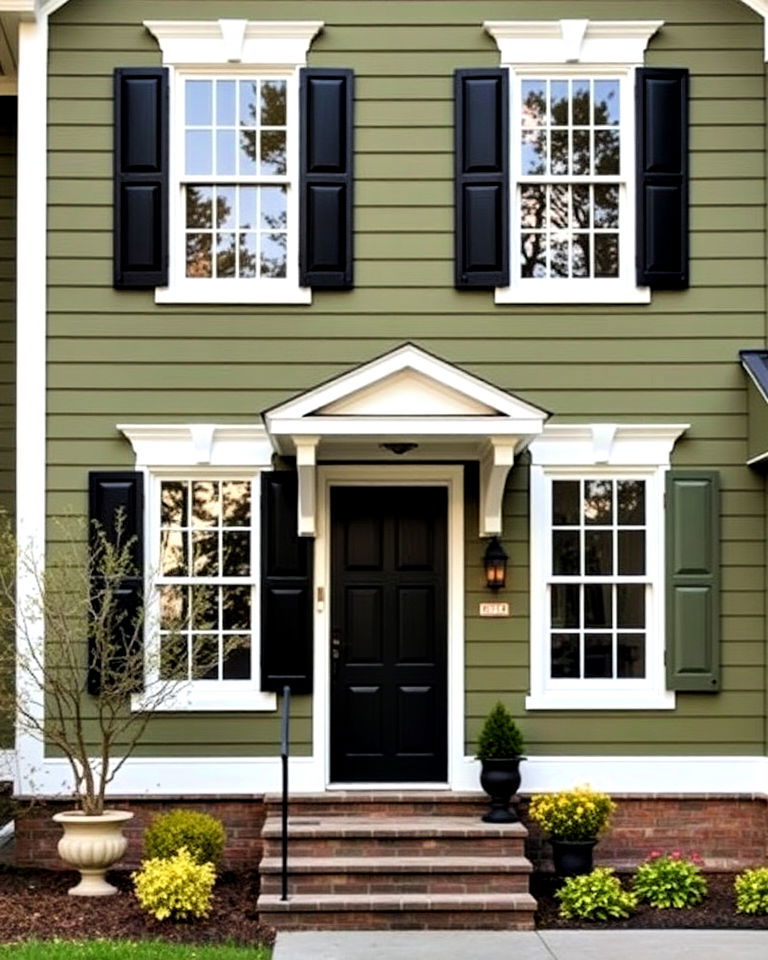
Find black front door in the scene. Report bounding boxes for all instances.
[330,486,448,782]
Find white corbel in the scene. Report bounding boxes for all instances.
[479,437,517,538]
[190,424,216,464]
[295,437,319,537]
[218,19,248,62]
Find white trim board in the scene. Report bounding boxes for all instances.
[21,755,768,797]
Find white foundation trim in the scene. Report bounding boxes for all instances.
[315,465,465,791]
[456,755,768,794]
[21,755,768,798]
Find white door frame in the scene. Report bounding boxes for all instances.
[314,464,465,789]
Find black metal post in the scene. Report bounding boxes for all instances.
[280,684,291,902]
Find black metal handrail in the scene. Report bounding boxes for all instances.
[280,684,291,901]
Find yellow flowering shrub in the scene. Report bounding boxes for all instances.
[132,847,216,921]
[528,785,616,840]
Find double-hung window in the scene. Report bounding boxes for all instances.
[183,76,289,285]
[517,74,623,286]
[144,19,323,304]
[527,424,688,711]
[468,19,674,304]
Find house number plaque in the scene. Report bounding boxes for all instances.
[479,602,510,618]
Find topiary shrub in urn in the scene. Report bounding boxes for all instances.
[475,701,525,823]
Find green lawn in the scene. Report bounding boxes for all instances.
[0,942,271,960]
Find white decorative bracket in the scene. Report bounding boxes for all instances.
[295,437,319,538]
[479,438,518,538]
[190,424,216,464]
[591,424,617,464]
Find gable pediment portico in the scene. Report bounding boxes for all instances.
[264,343,549,538]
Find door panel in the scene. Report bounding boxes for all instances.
[330,486,448,782]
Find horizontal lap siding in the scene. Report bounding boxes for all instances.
[48,0,766,758]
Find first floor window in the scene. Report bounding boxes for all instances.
[156,477,255,682]
[549,478,647,681]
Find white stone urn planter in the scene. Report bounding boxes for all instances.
[53,810,134,896]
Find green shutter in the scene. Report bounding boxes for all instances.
[665,470,720,692]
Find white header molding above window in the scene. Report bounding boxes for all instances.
[484,20,664,65]
[529,423,689,467]
[143,19,323,66]
[118,424,272,468]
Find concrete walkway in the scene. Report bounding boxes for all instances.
[273,929,768,960]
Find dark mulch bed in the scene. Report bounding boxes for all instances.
[533,872,768,929]
[0,867,275,946]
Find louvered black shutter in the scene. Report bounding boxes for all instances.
[636,68,689,289]
[88,472,144,695]
[454,68,509,289]
[261,472,314,694]
[666,470,720,691]
[299,68,354,289]
[114,67,169,289]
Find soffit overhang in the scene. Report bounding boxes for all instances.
[264,343,550,537]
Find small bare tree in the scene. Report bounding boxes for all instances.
[0,510,237,815]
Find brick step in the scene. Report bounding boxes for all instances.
[259,855,531,895]
[257,892,537,931]
[261,815,527,859]
[265,791,489,818]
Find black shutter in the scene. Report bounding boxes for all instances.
[666,470,720,691]
[454,68,509,289]
[300,68,354,289]
[88,472,144,695]
[636,67,689,289]
[261,472,314,694]
[114,67,169,289]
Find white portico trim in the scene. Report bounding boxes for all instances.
[264,343,549,538]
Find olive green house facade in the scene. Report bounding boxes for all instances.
[6,0,768,807]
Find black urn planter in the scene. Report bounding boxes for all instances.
[550,837,598,877]
[479,757,523,823]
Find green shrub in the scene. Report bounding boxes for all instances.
[528,785,616,841]
[556,867,637,921]
[144,809,226,866]
[475,701,524,759]
[133,847,216,921]
[734,867,768,914]
[632,852,708,909]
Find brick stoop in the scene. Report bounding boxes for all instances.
[257,792,536,930]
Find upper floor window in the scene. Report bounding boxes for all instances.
[182,75,290,285]
[466,18,677,305]
[518,75,623,284]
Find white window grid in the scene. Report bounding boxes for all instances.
[548,478,648,682]
[166,66,302,296]
[149,472,260,689]
[517,73,624,281]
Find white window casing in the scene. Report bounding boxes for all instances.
[119,424,276,712]
[484,19,663,305]
[144,20,322,305]
[526,423,687,711]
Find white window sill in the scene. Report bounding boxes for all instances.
[495,282,651,305]
[525,690,676,711]
[155,281,312,305]
[132,684,277,712]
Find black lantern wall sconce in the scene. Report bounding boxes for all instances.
[483,537,508,591]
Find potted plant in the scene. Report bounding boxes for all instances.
[475,701,525,823]
[528,784,617,876]
[0,511,226,895]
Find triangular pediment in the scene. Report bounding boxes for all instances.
[265,343,548,424]
[318,369,500,416]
